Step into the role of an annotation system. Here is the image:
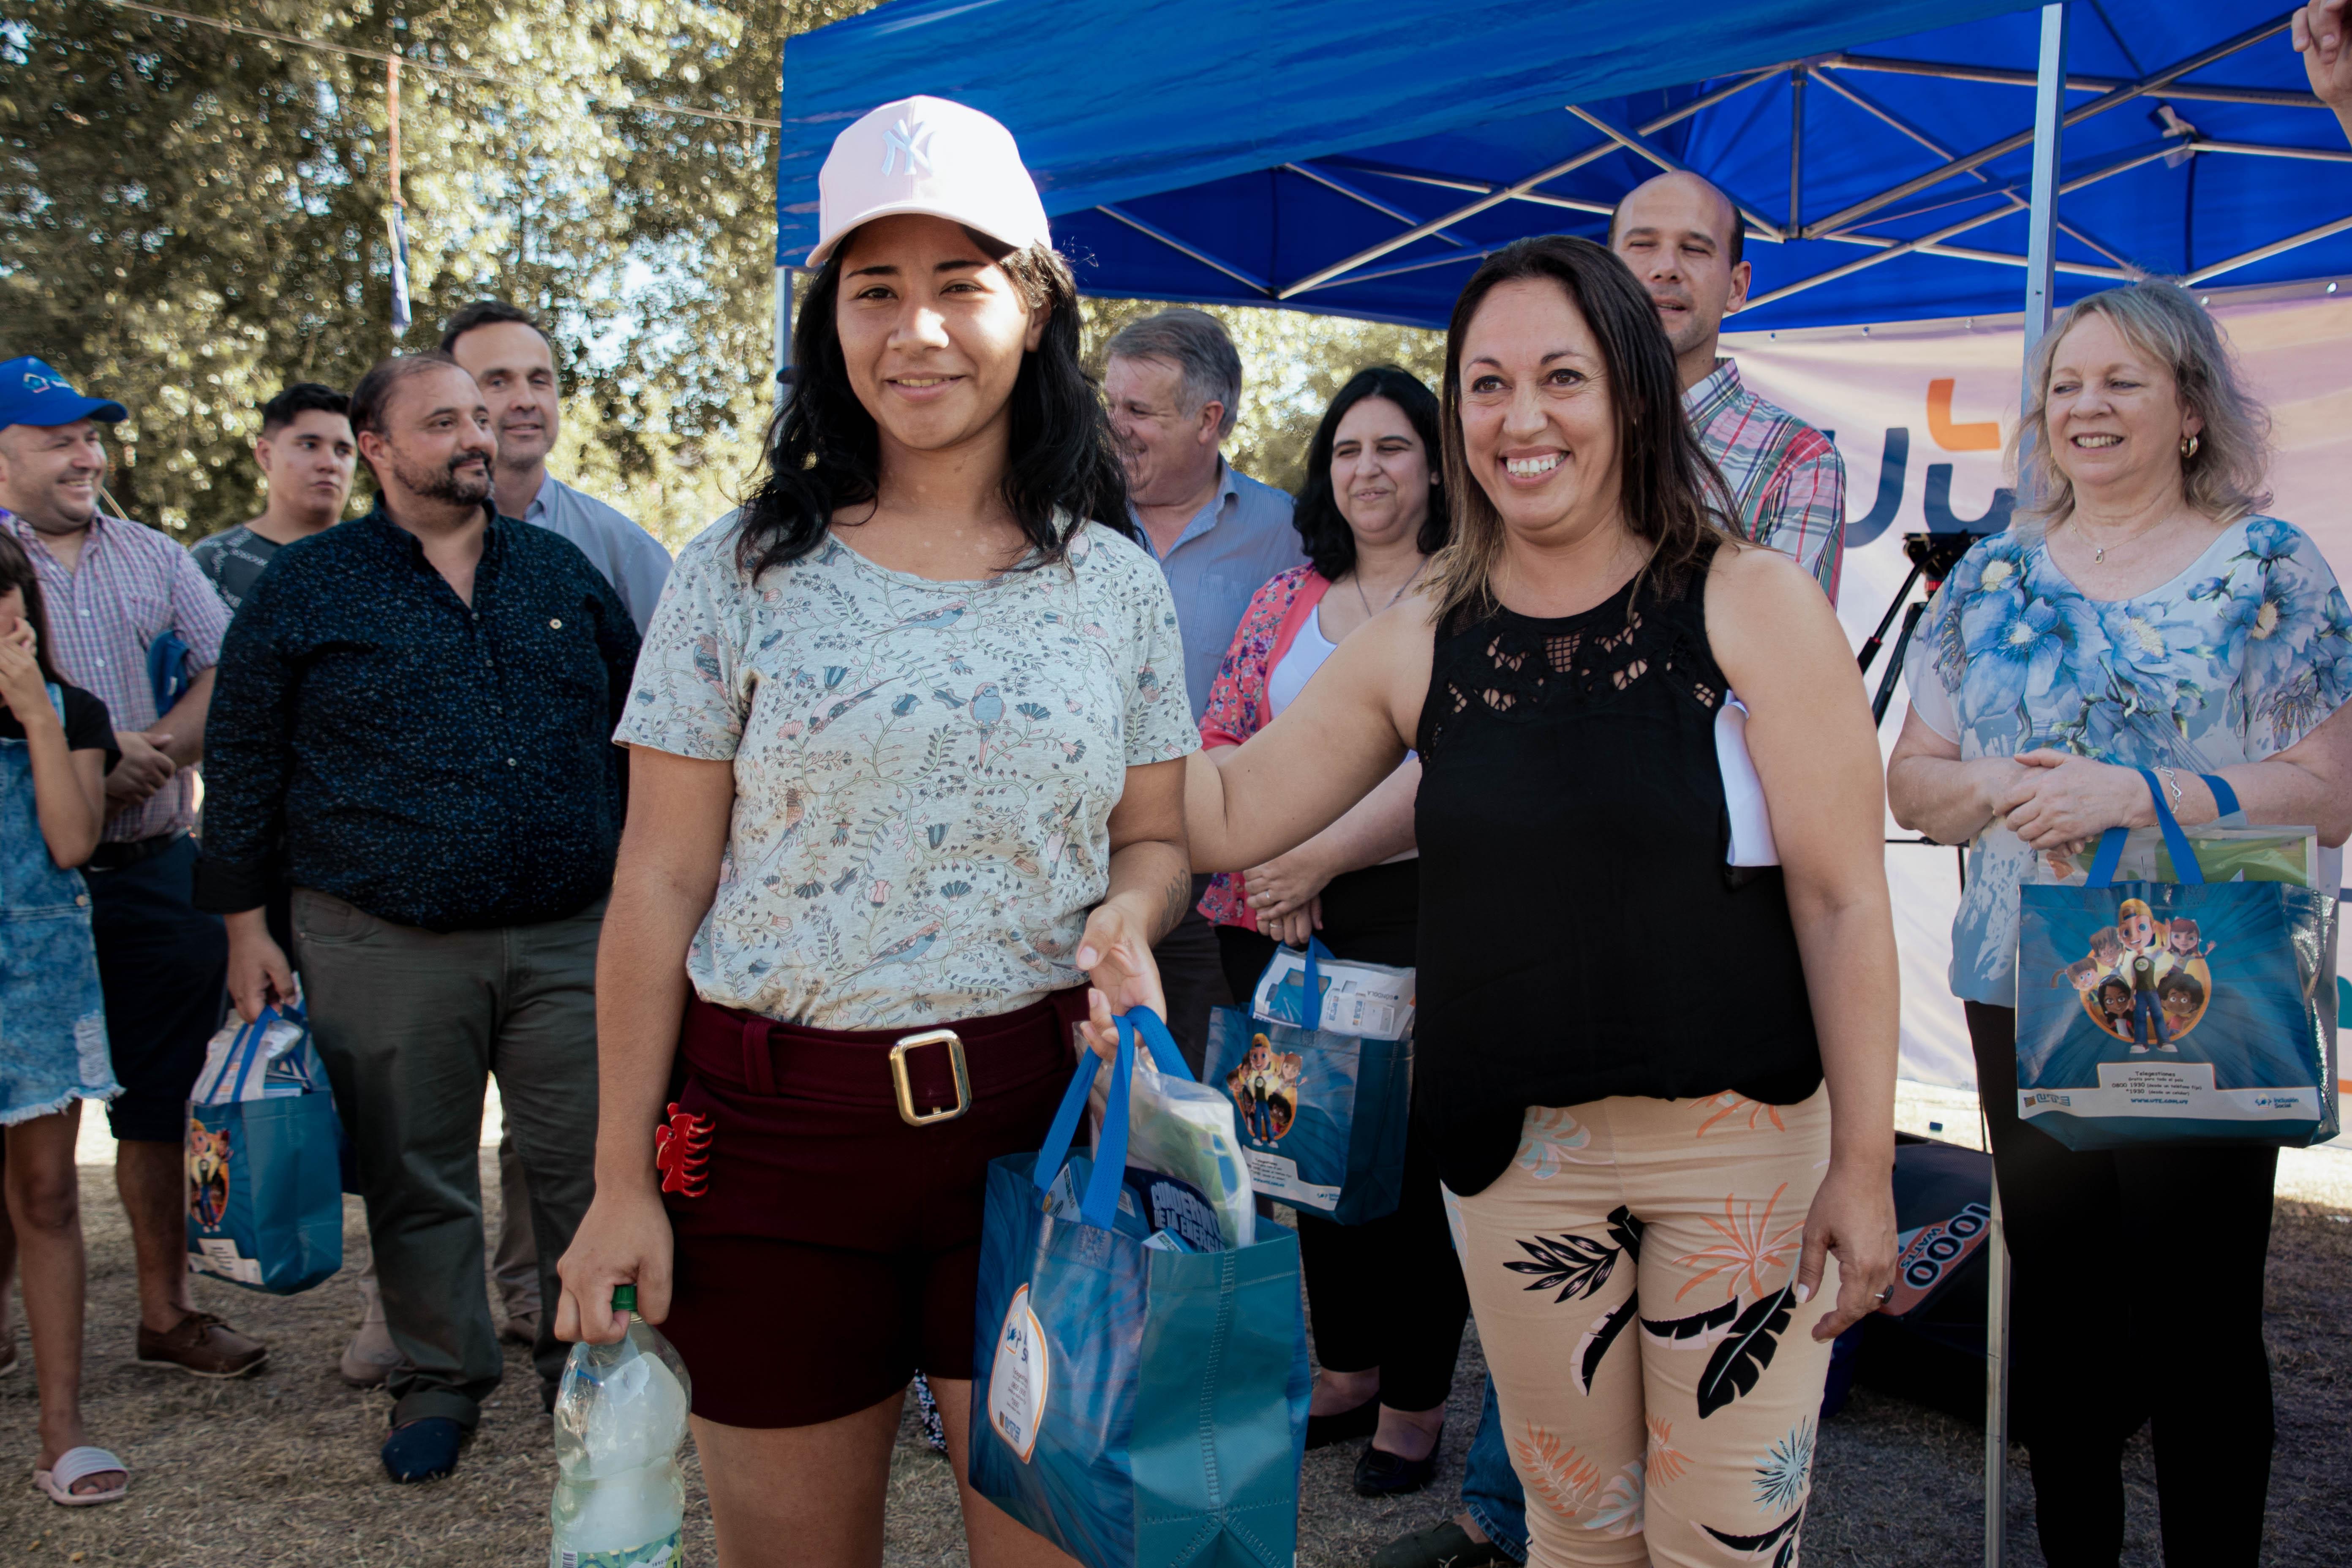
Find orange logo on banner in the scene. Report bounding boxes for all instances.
[1926,379,2001,451]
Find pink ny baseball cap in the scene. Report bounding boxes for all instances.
[807,96,1053,267]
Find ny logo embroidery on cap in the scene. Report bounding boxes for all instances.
[882,116,936,177]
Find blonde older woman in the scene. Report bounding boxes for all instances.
[1889,279,2352,1566]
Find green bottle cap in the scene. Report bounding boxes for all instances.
[612,1284,638,1313]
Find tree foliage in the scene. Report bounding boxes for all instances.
[1,0,1439,546]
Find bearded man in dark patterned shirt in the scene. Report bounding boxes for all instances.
[194,352,638,1485]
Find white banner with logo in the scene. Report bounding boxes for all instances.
[1726,283,2352,1090]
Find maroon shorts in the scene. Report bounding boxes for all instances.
[656,990,1083,1430]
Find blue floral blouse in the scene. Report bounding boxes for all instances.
[1903,515,2352,1007]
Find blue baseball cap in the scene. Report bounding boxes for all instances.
[0,357,128,432]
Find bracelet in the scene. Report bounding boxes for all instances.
[2153,764,2184,812]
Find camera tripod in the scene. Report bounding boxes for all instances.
[1858,531,1981,728]
[1860,530,1984,885]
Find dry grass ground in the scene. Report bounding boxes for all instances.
[4,1145,2346,1566]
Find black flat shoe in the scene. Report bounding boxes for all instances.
[1353,1428,1442,1497]
[1304,1396,1381,1450]
[1370,1519,1510,1568]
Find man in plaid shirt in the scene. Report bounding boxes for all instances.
[1613,172,1847,603]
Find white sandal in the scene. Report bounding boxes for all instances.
[34,1446,128,1506]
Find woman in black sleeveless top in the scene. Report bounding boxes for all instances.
[1184,237,1897,1565]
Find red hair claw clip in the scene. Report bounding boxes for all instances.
[653,1102,713,1198]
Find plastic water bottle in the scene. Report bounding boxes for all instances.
[548,1285,692,1568]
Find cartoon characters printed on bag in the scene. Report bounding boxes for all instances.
[1224,1033,1304,1146]
[187,1120,232,1230]
[2050,900,2216,1052]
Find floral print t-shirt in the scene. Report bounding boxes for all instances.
[1903,515,2352,1007]
[618,518,1198,1030]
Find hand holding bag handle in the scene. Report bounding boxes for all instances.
[2084,768,2205,889]
[1118,1007,1196,1084]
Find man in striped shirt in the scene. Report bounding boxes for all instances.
[1613,171,1847,603]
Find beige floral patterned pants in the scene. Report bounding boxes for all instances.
[1447,1088,1839,1567]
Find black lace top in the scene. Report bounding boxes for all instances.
[1413,543,1822,1195]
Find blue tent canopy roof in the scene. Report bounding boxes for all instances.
[778,1,2350,329]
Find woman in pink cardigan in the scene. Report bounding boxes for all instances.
[1197,366,1467,1497]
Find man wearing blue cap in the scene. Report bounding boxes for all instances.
[0,357,267,1380]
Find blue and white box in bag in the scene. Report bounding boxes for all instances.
[1201,939,1413,1224]
[185,1000,346,1293]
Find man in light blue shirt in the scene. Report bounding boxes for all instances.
[442,301,674,636]
[1105,308,1305,1066]
[439,299,673,1352]
[1105,309,1304,725]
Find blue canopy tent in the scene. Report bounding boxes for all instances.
[774,0,2344,335]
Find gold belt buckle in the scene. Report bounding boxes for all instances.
[890,1029,971,1127]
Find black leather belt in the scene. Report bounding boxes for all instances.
[83,832,183,873]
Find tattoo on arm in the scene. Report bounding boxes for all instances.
[1155,863,1193,940]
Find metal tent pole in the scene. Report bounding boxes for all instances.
[773,264,797,395]
[2022,10,2070,351]
[1990,10,2069,1567]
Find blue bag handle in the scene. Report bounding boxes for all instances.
[1266,936,1332,1028]
[1031,1013,1136,1229]
[275,998,321,1092]
[2085,768,2205,888]
[2202,773,2242,820]
[1302,936,1329,1029]
[223,1005,280,1102]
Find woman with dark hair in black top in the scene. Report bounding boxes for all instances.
[1184,237,1897,1565]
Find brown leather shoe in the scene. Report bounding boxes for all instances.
[136,1312,268,1378]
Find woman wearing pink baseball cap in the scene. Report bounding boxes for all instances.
[556,97,1195,1566]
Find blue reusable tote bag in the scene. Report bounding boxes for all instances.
[185,1003,346,1294]
[1200,938,1413,1223]
[2016,769,2338,1150]
[971,1010,1311,1568]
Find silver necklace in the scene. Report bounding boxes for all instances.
[1353,555,1429,618]
[2070,511,2166,565]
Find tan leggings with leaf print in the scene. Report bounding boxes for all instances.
[1447,1088,1838,1568]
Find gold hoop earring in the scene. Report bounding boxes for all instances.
[2180,433,2200,460]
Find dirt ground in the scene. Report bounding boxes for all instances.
[3,1149,2346,1567]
